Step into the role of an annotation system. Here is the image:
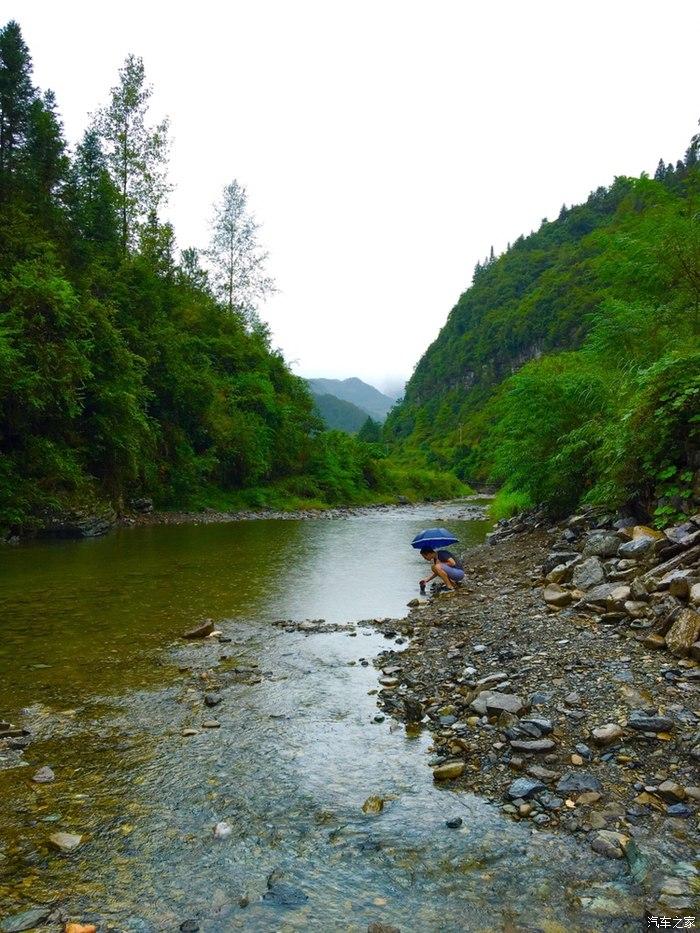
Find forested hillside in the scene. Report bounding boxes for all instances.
[387,132,700,523]
[0,21,461,533]
[307,377,396,422]
[311,392,370,433]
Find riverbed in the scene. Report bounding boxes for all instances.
[0,504,644,930]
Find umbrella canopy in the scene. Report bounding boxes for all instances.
[411,527,459,551]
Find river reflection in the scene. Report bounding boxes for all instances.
[0,504,644,930]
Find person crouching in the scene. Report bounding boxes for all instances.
[419,547,465,592]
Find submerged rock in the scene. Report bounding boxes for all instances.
[183,619,215,639]
[32,765,55,783]
[1,908,52,932]
[49,831,82,852]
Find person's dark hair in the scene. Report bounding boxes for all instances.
[419,547,435,556]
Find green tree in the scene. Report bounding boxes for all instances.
[96,54,170,253]
[0,20,34,201]
[207,179,275,319]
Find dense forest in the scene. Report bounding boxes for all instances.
[386,129,700,524]
[0,21,462,534]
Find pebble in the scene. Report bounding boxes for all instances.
[201,720,220,729]
[445,816,463,828]
[213,821,232,838]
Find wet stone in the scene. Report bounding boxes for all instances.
[0,907,53,932]
[263,882,309,907]
[32,765,55,783]
[445,816,463,828]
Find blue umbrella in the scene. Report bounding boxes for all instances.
[411,527,459,550]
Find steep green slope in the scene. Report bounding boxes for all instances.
[311,392,370,433]
[387,140,700,520]
[307,377,395,421]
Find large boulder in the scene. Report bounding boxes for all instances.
[618,536,656,558]
[572,557,606,590]
[665,608,700,658]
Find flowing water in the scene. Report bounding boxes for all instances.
[0,503,644,931]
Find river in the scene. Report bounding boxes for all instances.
[0,503,641,931]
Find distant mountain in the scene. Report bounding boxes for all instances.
[311,392,370,433]
[306,377,396,422]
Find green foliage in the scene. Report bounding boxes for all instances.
[312,392,370,433]
[387,145,700,519]
[0,22,425,531]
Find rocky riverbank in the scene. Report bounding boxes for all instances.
[371,507,700,913]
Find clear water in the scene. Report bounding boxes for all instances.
[0,504,644,930]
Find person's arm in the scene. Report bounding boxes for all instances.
[420,570,438,585]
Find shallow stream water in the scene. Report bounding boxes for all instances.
[0,503,644,931]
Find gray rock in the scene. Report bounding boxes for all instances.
[0,907,53,932]
[509,738,556,752]
[204,693,222,707]
[32,765,55,783]
[556,771,602,794]
[572,557,606,590]
[507,777,545,800]
[479,692,527,716]
[582,535,620,558]
[618,536,656,558]
[627,712,674,733]
[520,717,553,735]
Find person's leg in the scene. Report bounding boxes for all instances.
[433,562,456,590]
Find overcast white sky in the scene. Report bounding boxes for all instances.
[5,1,700,395]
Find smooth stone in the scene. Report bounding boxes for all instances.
[204,693,222,707]
[201,720,221,729]
[591,724,624,746]
[509,738,555,753]
[213,820,232,838]
[432,761,465,781]
[49,831,82,852]
[544,584,572,607]
[657,780,686,802]
[445,816,463,828]
[32,765,55,783]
